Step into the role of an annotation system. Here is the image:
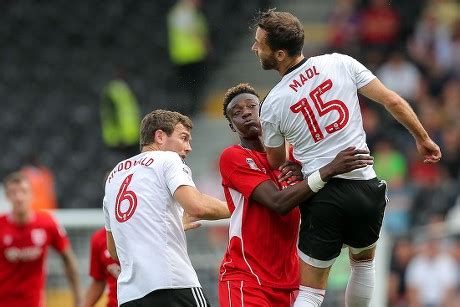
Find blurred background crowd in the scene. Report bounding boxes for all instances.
[0,0,459,306]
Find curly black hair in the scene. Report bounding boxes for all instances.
[222,83,259,122]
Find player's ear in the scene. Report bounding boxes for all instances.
[154,130,165,145]
[229,123,236,132]
[276,49,287,62]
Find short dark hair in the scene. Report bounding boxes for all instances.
[3,172,28,187]
[222,83,259,122]
[254,9,304,56]
[139,110,193,149]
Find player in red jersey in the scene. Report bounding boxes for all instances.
[218,83,374,306]
[83,227,120,307]
[0,172,82,307]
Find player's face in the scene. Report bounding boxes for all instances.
[162,123,192,159]
[229,98,261,139]
[5,181,32,214]
[252,27,278,70]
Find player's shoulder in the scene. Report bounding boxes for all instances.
[35,210,59,225]
[220,145,245,162]
[151,150,182,164]
[0,214,7,225]
[310,53,354,66]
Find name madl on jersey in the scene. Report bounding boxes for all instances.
[288,65,320,93]
[107,156,154,184]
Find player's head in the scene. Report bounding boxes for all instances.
[140,110,193,159]
[223,83,262,139]
[252,9,304,71]
[3,172,32,214]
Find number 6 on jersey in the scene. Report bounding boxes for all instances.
[115,174,138,223]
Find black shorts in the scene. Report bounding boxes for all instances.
[298,178,387,264]
[121,287,211,307]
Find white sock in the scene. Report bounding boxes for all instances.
[293,285,325,307]
[345,258,375,307]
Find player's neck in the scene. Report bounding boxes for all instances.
[12,209,33,225]
[278,54,305,76]
[141,144,160,152]
[240,138,265,152]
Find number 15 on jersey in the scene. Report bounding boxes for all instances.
[290,79,349,143]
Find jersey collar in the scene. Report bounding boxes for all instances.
[283,58,307,77]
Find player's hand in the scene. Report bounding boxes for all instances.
[278,161,303,184]
[416,138,442,163]
[182,212,202,231]
[320,147,374,181]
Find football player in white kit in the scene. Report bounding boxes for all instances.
[251,9,442,307]
[103,110,230,307]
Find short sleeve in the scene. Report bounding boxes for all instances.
[164,153,196,194]
[48,213,69,253]
[261,120,285,148]
[219,148,272,199]
[89,232,105,280]
[103,196,111,232]
[338,53,376,89]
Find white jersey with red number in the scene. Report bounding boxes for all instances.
[103,151,201,305]
[260,53,377,179]
[0,211,69,307]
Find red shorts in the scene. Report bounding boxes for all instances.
[218,280,298,307]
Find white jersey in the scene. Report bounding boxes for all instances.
[260,53,377,180]
[103,151,200,305]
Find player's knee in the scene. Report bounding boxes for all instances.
[349,244,376,261]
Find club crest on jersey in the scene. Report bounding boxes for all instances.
[3,235,12,246]
[31,229,47,246]
[246,158,265,173]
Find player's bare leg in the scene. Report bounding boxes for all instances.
[293,259,331,306]
[345,246,376,307]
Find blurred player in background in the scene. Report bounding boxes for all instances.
[103,110,230,306]
[252,9,442,306]
[83,227,120,307]
[0,172,82,307]
[219,83,374,306]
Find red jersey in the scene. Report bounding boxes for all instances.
[0,211,69,307]
[89,228,120,307]
[219,145,300,289]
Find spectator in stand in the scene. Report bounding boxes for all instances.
[376,50,422,103]
[408,6,452,94]
[373,139,407,189]
[21,153,57,211]
[409,165,458,228]
[83,227,120,307]
[167,0,211,115]
[388,237,414,307]
[358,0,401,51]
[100,66,141,158]
[440,79,460,126]
[0,172,82,307]
[327,0,359,54]
[439,125,460,181]
[406,231,457,306]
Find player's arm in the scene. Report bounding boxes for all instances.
[106,231,118,261]
[82,280,106,307]
[174,186,230,220]
[60,247,83,307]
[359,78,441,163]
[265,141,288,170]
[251,147,373,215]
